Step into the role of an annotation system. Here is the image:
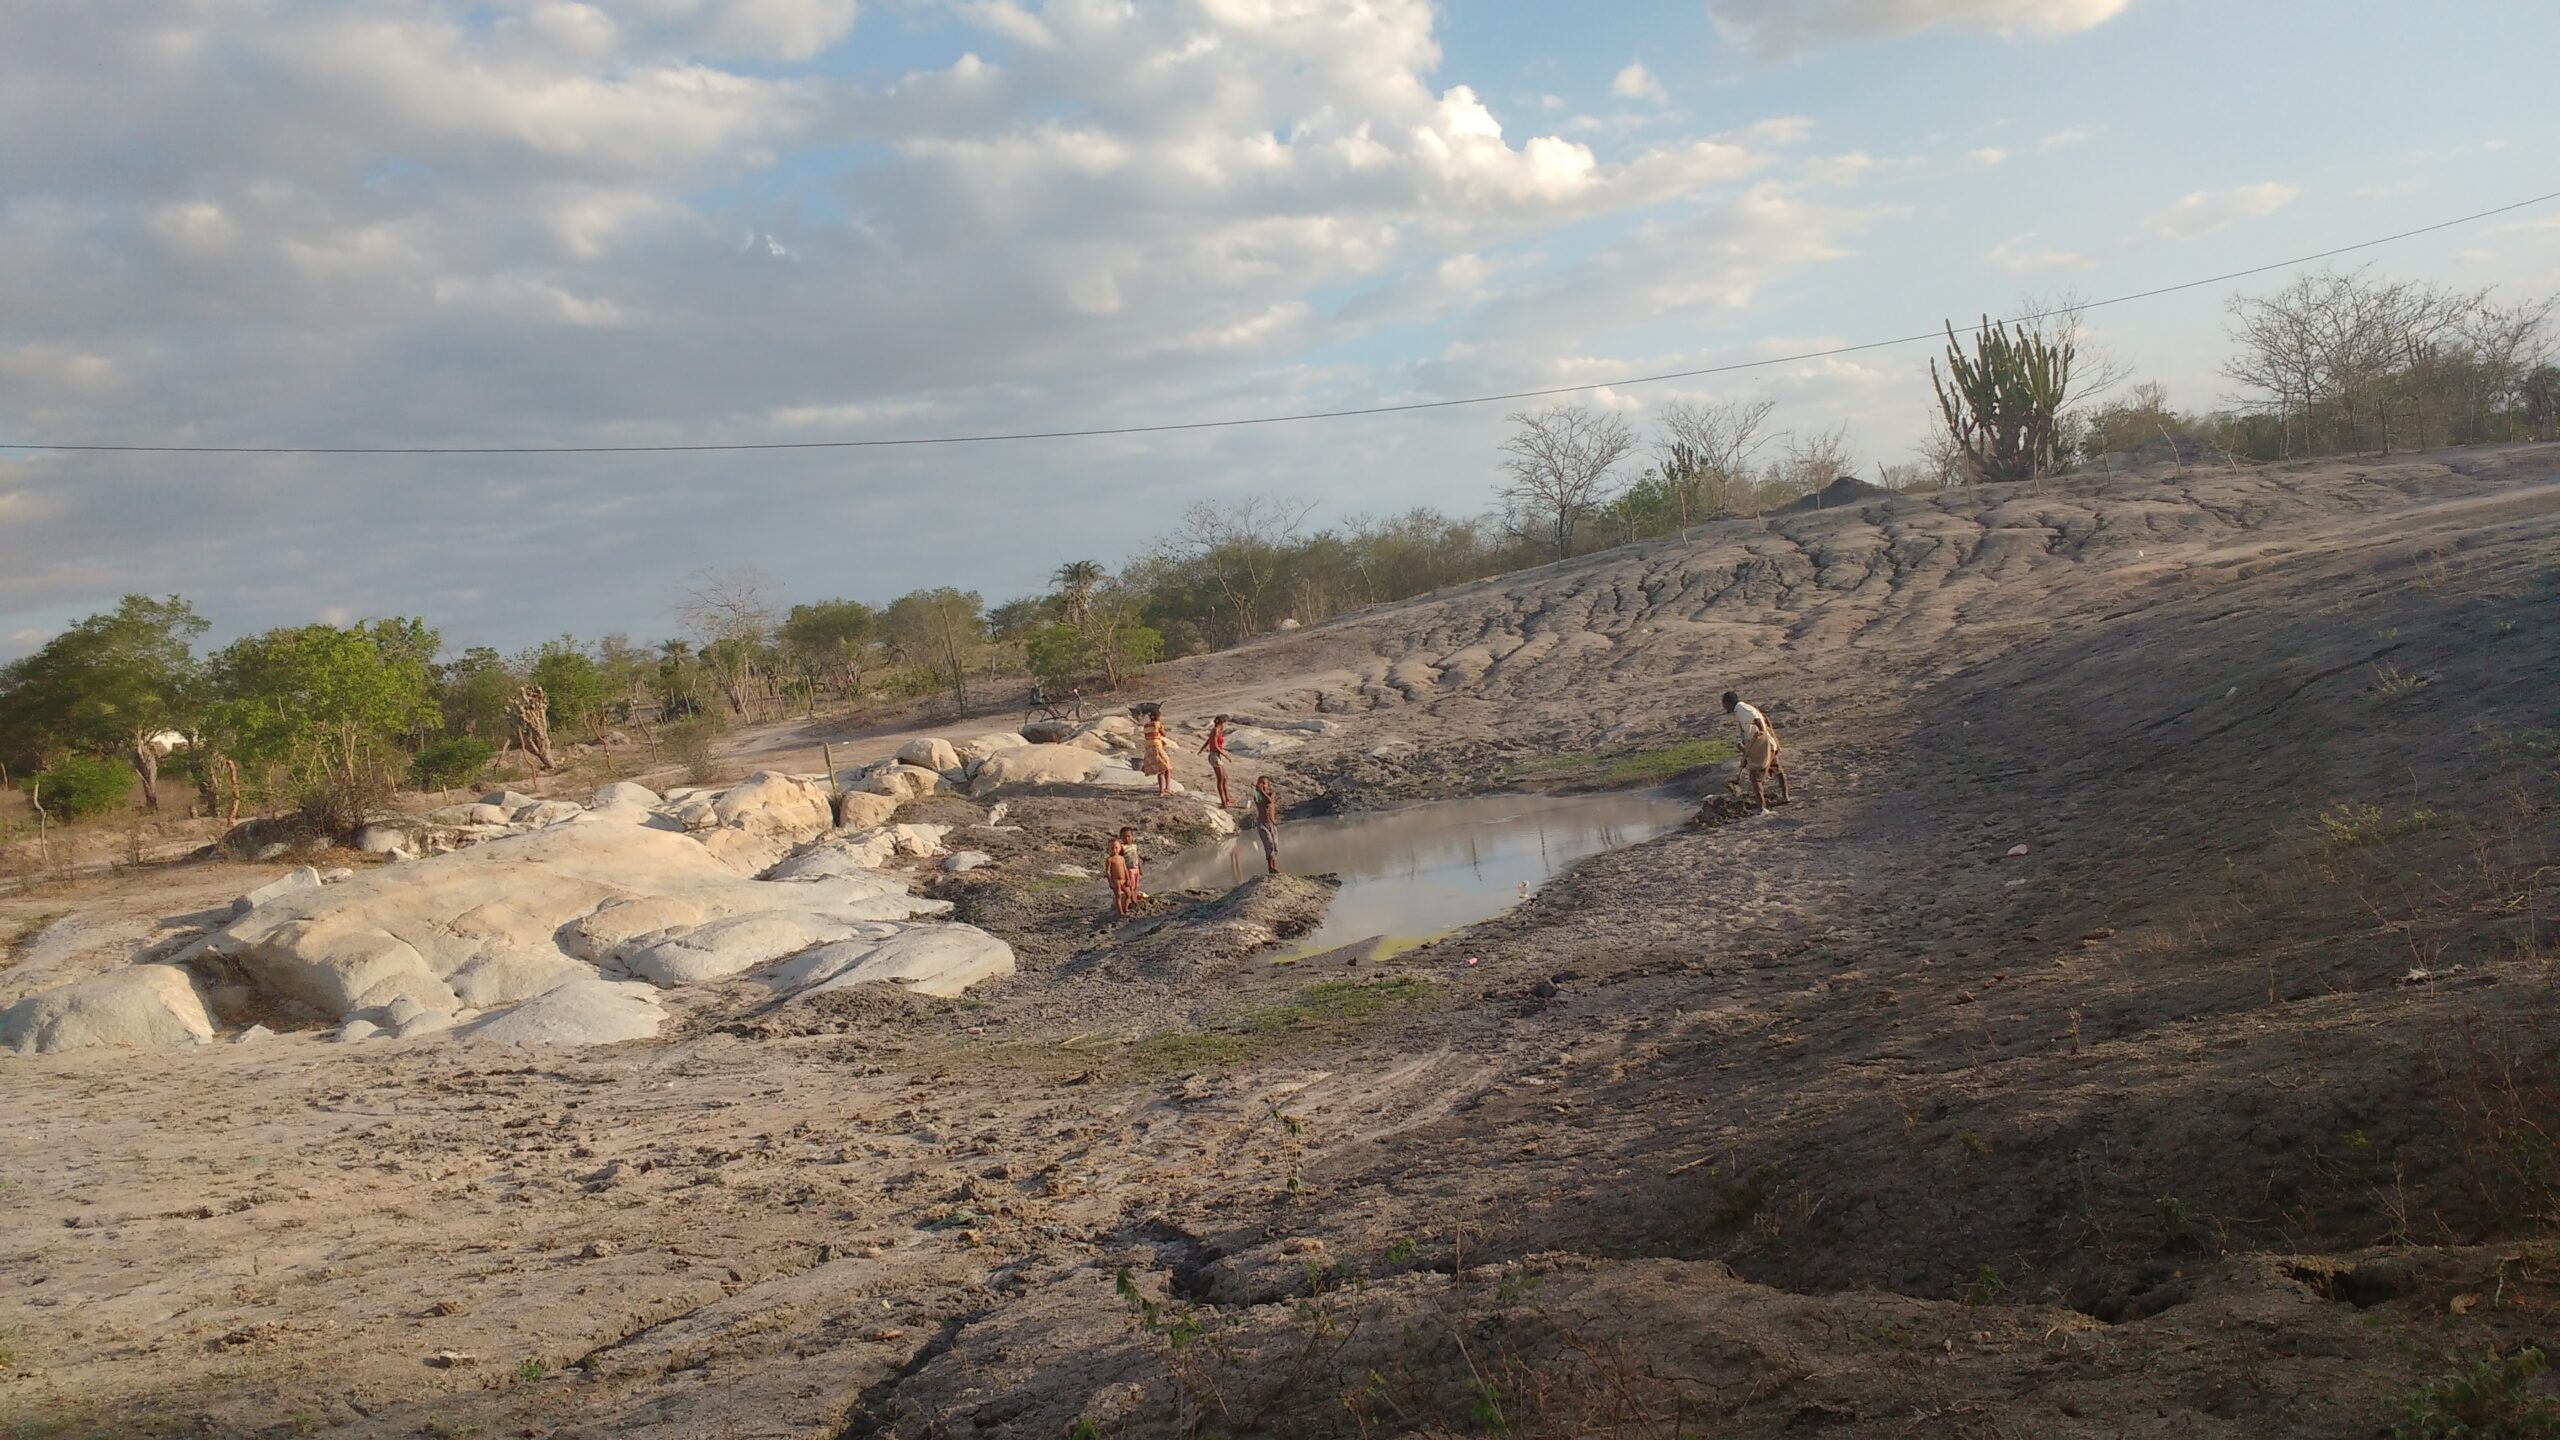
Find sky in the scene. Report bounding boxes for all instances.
[3,0,2556,660]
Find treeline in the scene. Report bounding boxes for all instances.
[5,268,2551,829]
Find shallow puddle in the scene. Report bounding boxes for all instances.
[1146,789,1694,956]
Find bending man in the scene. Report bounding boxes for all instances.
[1722,690,1790,815]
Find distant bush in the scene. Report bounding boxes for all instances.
[660,717,724,785]
[411,736,496,791]
[297,747,402,837]
[31,755,133,821]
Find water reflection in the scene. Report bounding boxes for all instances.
[1147,790,1694,954]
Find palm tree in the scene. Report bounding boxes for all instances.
[1050,560,1106,628]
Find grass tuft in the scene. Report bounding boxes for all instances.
[1500,738,1737,787]
[1122,977,1433,1076]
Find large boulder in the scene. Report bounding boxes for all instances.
[514,799,586,827]
[896,737,963,773]
[698,825,794,876]
[0,965,216,1055]
[590,781,662,810]
[762,924,1015,1001]
[445,945,591,1009]
[235,916,460,1018]
[956,733,1030,769]
[1222,725,1306,758]
[615,913,883,987]
[456,977,665,1046]
[965,744,1109,795]
[354,825,411,856]
[232,866,324,918]
[711,772,834,837]
[429,803,512,827]
[1061,715,1140,753]
[767,833,901,879]
[847,764,943,802]
[889,824,951,858]
[834,791,899,832]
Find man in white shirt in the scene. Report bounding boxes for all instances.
[1722,690,1789,814]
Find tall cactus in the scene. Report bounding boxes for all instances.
[1931,316,2075,484]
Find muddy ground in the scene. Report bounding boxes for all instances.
[4,445,2558,1438]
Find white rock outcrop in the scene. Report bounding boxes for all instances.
[965,743,1107,794]
[233,866,325,918]
[590,781,662,810]
[760,924,1014,1000]
[768,833,901,879]
[712,771,835,836]
[956,733,1029,769]
[4,768,1018,1056]
[833,792,899,832]
[896,738,963,773]
[846,764,943,801]
[0,966,216,1054]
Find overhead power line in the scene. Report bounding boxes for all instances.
[6,187,2557,459]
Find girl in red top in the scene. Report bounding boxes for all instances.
[1198,714,1233,807]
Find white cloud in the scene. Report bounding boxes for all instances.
[1967,147,2007,165]
[1611,61,1668,104]
[1987,234,2092,273]
[2038,125,2092,150]
[2146,182,2301,240]
[0,0,1867,660]
[1710,0,2134,60]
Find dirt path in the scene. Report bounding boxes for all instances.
[4,446,2558,1438]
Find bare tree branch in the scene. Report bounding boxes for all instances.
[1498,405,1636,560]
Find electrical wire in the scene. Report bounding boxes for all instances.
[5,186,2555,458]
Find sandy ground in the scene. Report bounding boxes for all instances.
[4,445,2558,1438]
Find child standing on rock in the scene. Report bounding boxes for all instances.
[1199,715,1233,808]
[1143,712,1175,796]
[1252,776,1281,876]
[1118,825,1144,908]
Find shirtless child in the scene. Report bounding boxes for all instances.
[1103,836,1131,918]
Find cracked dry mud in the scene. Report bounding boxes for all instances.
[5,445,2560,1438]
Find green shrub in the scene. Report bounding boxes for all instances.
[411,736,496,791]
[2395,1347,2558,1439]
[30,755,132,820]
